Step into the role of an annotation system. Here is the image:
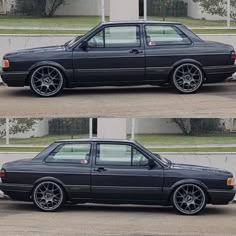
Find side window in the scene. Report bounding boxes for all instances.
[96,144,149,167]
[145,25,191,46]
[132,148,149,166]
[46,143,91,164]
[88,26,141,48]
[96,144,132,166]
[88,30,104,48]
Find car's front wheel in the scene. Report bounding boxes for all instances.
[33,181,65,212]
[30,66,65,97]
[171,63,204,94]
[172,184,207,215]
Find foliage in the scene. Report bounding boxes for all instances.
[0,118,41,138]
[172,119,223,135]
[15,0,66,17]
[193,0,236,20]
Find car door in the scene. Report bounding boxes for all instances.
[42,142,92,200]
[144,24,193,82]
[72,24,145,85]
[91,142,164,201]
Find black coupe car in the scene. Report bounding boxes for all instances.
[1,21,236,97]
[0,139,235,215]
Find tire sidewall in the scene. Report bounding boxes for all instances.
[30,66,65,97]
[172,184,207,216]
[171,63,204,94]
[33,181,65,212]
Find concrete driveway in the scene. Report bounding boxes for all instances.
[1,82,236,118]
[0,200,236,236]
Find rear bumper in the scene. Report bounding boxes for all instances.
[203,65,236,83]
[0,182,32,201]
[208,188,236,205]
[0,70,28,87]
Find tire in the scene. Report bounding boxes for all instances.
[30,66,65,97]
[172,184,207,215]
[33,181,65,212]
[171,63,204,94]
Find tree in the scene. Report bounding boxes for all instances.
[172,118,223,135]
[0,118,41,138]
[15,0,66,17]
[193,0,236,20]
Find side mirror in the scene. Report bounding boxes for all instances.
[80,41,88,50]
[148,159,156,169]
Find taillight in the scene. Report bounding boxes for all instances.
[0,169,6,179]
[231,51,236,60]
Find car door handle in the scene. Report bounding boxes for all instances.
[129,49,143,54]
[94,167,107,173]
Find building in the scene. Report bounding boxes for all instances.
[0,0,228,21]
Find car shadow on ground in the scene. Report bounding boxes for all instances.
[1,83,233,98]
[1,201,233,216]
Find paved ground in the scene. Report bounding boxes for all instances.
[0,200,235,236]
[1,82,236,118]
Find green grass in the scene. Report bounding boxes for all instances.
[0,16,103,28]
[0,29,86,35]
[0,147,43,152]
[0,146,236,153]
[150,147,236,153]
[1,134,236,146]
[0,16,236,34]
[147,16,234,27]
[0,135,89,146]
[132,134,236,145]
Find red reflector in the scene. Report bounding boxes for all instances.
[0,170,5,178]
[231,52,236,60]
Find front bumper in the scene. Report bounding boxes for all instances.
[203,65,236,83]
[208,188,236,205]
[0,182,33,201]
[0,70,28,87]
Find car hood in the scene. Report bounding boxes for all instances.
[170,163,232,175]
[4,45,66,57]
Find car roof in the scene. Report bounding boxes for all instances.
[100,20,182,26]
[55,139,137,144]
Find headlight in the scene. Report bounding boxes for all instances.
[227,177,234,186]
[2,59,10,68]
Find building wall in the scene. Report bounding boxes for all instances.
[127,119,183,134]
[0,0,14,14]
[55,0,110,16]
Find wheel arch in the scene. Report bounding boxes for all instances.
[168,179,210,204]
[30,177,69,201]
[25,61,69,87]
[168,58,206,81]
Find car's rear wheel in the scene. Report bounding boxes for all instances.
[30,66,65,97]
[172,184,207,215]
[33,181,65,212]
[171,63,204,94]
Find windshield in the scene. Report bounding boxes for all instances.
[66,23,102,48]
[135,141,171,167]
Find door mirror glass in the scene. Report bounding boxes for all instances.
[148,159,156,169]
[80,41,89,50]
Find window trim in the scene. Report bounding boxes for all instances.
[95,143,149,167]
[87,25,142,49]
[44,142,92,165]
[144,24,193,47]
